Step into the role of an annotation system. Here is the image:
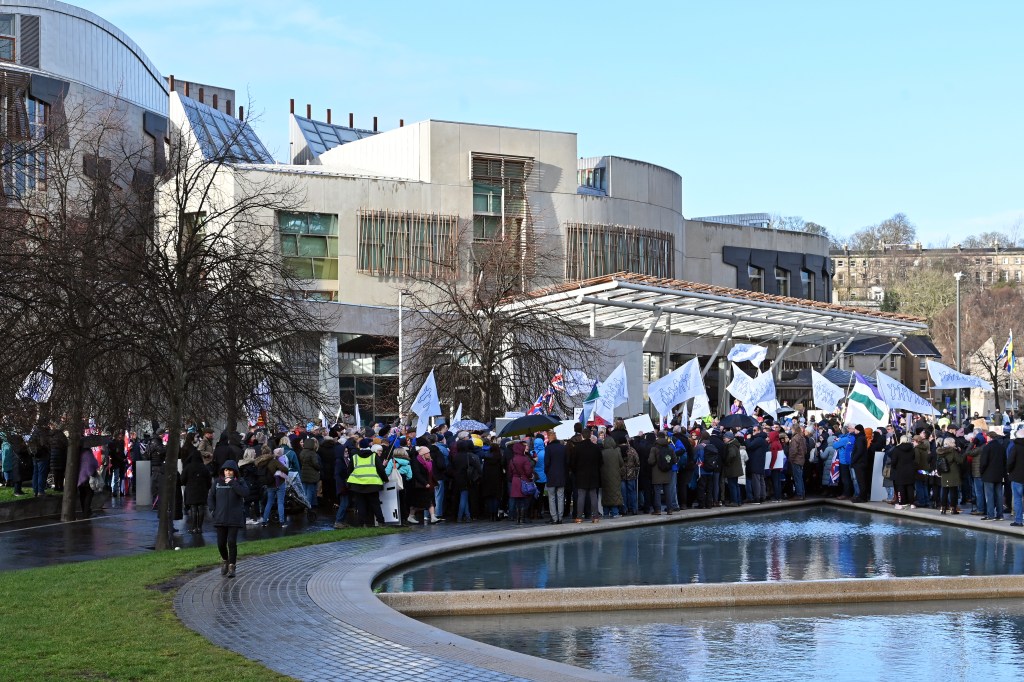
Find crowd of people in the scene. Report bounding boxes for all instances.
[5,407,1024,535]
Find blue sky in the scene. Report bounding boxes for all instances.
[81,0,1023,245]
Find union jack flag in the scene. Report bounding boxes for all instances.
[829,456,840,485]
[543,387,556,411]
[550,370,565,392]
[527,393,546,415]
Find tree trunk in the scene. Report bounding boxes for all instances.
[155,389,183,550]
[60,388,84,522]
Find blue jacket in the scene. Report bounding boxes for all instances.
[834,434,855,465]
[533,437,547,483]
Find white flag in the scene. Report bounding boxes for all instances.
[749,371,778,417]
[594,362,629,424]
[453,403,462,424]
[648,364,687,417]
[926,359,993,391]
[562,369,592,396]
[17,357,53,403]
[411,369,442,436]
[354,402,363,430]
[876,372,939,415]
[727,344,768,366]
[318,410,329,428]
[691,392,712,420]
[726,363,755,403]
[811,369,845,413]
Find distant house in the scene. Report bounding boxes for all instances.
[837,335,941,402]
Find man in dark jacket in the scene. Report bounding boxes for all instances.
[633,432,654,513]
[48,428,68,492]
[544,432,568,523]
[980,431,1007,521]
[745,428,769,504]
[213,432,242,471]
[1007,429,1024,527]
[570,428,603,521]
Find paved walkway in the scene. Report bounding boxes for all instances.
[174,500,1024,682]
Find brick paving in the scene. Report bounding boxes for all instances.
[174,499,1024,681]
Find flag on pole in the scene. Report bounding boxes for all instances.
[594,362,629,425]
[453,403,463,424]
[927,359,994,391]
[875,371,939,415]
[354,402,362,431]
[562,369,592,396]
[543,387,556,412]
[691,392,712,420]
[580,381,600,425]
[727,344,768,366]
[999,331,1016,373]
[411,369,442,436]
[16,357,53,403]
[550,370,565,392]
[527,392,547,415]
[844,372,889,428]
[811,369,845,414]
[726,363,755,403]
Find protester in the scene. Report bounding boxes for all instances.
[207,459,249,578]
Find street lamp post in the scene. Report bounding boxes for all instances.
[954,272,963,423]
[397,290,408,425]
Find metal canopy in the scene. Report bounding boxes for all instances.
[505,273,927,347]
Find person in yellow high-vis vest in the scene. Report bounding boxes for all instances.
[346,439,387,527]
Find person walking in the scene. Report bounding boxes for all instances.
[207,459,250,578]
[77,445,99,517]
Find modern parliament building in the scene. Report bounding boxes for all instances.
[12,1,929,423]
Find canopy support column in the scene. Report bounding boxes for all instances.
[773,325,804,379]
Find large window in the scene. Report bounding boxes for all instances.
[0,15,14,62]
[748,265,764,292]
[471,153,531,241]
[775,267,790,297]
[801,270,815,299]
[357,209,458,277]
[565,222,674,280]
[279,211,338,281]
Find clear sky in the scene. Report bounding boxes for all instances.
[80,0,1023,245]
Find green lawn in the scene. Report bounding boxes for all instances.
[0,486,60,503]
[0,526,400,680]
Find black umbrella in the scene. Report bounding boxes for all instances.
[719,413,758,429]
[497,414,560,438]
[776,406,797,417]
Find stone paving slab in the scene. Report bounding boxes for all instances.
[174,498,1024,681]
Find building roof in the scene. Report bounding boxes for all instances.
[505,272,928,347]
[177,93,273,164]
[778,368,877,389]
[844,335,941,357]
[293,115,377,159]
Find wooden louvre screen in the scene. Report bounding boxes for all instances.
[565,222,675,281]
[357,209,459,278]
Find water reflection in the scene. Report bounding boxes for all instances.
[377,508,1024,592]
[424,601,1024,682]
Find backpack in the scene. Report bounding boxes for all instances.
[656,447,675,472]
[704,447,722,473]
[936,455,950,474]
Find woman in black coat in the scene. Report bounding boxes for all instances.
[180,449,212,533]
[890,437,917,509]
[207,459,249,578]
[480,443,505,521]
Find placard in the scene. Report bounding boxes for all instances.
[624,414,656,437]
[554,419,578,441]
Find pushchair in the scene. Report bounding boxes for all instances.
[284,472,317,522]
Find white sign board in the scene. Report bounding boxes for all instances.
[504,411,526,419]
[624,414,657,438]
[554,419,578,441]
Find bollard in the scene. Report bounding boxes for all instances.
[135,460,151,506]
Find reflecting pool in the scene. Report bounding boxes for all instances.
[377,508,1024,592]
[423,601,1024,682]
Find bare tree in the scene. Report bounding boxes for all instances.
[401,222,596,423]
[114,111,334,549]
[846,212,917,250]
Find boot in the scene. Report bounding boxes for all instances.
[197,506,206,533]
[940,507,947,515]
[952,507,960,515]
[227,563,236,578]
[188,507,198,533]
[221,561,229,576]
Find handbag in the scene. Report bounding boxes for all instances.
[88,471,104,493]
[389,464,404,491]
[514,461,539,497]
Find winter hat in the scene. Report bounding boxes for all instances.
[370,444,383,454]
[358,438,373,449]
[457,431,470,440]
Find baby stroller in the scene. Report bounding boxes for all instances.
[284,472,317,522]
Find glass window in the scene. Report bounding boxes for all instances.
[889,356,898,369]
[298,236,328,257]
[919,379,927,393]
[473,182,502,213]
[311,257,338,280]
[748,265,763,292]
[1016,271,1021,282]
[775,267,790,297]
[1004,257,1009,264]
[280,234,298,256]
[474,215,501,241]
[0,15,13,35]
[801,271,815,299]
[279,212,308,233]
[919,358,926,370]
[307,213,338,235]
[836,273,844,284]
[284,257,313,279]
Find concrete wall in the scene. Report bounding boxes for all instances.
[683,219,831,288]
